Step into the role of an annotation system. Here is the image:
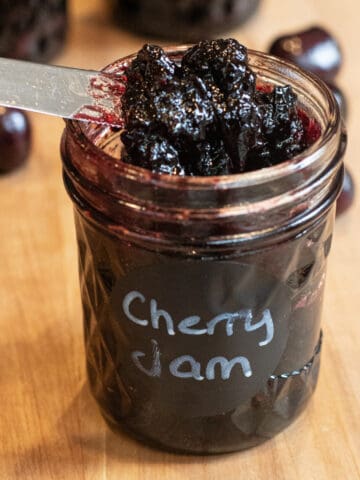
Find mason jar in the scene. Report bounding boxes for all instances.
[109,0,262,42]
[0,0,67,62]
[60,47,345,454]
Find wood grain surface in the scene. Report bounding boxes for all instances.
[1,0,359,479]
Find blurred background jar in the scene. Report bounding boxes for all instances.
[0,0,67,62]
[108,0,262,42]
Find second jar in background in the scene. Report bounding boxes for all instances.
[109,0,262,41]
[0,0,67,62]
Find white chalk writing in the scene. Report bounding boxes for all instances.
[122,290,273,346]
[122,290,275,382]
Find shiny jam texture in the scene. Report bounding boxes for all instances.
[121,39,321,176]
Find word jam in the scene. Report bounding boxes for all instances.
[122,290,275,382]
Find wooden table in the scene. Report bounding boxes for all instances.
[1,1,359,478]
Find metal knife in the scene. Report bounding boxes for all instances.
[0,57,126,127]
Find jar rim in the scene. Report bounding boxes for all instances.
[66,46,341,192]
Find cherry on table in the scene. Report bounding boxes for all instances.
[336,167,355,216]
[327,82,348,120]
[0,108,32,174]
[269,26,342,83]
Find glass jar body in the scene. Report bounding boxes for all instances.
[0,0,67,62]
[72,207,329,453]
[61,49,344,454]
[109,0,261,42]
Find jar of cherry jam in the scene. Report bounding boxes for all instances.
[61,48,345,454]
[109,0,262,42]
[0,0,67,62]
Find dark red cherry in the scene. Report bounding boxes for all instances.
[336,167,355,216]
[326,82,347,120]
[269,26,342,83]
[0,108,32,173]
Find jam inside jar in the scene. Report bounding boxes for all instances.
[61,49,345,454]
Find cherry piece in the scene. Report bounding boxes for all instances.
[121,40,320,176]
[269,26,342,83]
[336,167,355,216]
[0,108,31,173]
[327,82,347,120]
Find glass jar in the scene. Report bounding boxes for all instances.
[0,0,67,62]
[109,0,262,42]
[61,48,345,454]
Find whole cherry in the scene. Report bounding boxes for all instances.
[336,167,355,216]
[327,82,348,120]
[0,108,32,173]
[269,26,342,83]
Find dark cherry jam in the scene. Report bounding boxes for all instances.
[109,0,262,42]
[121,40,320,176]
[0,0,67,62]
[61,44,345,454]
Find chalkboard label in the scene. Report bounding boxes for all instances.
[110,261,291,417]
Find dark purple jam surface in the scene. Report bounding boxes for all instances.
[121,39,321,176]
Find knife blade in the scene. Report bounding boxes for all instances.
[0,57,126,127]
